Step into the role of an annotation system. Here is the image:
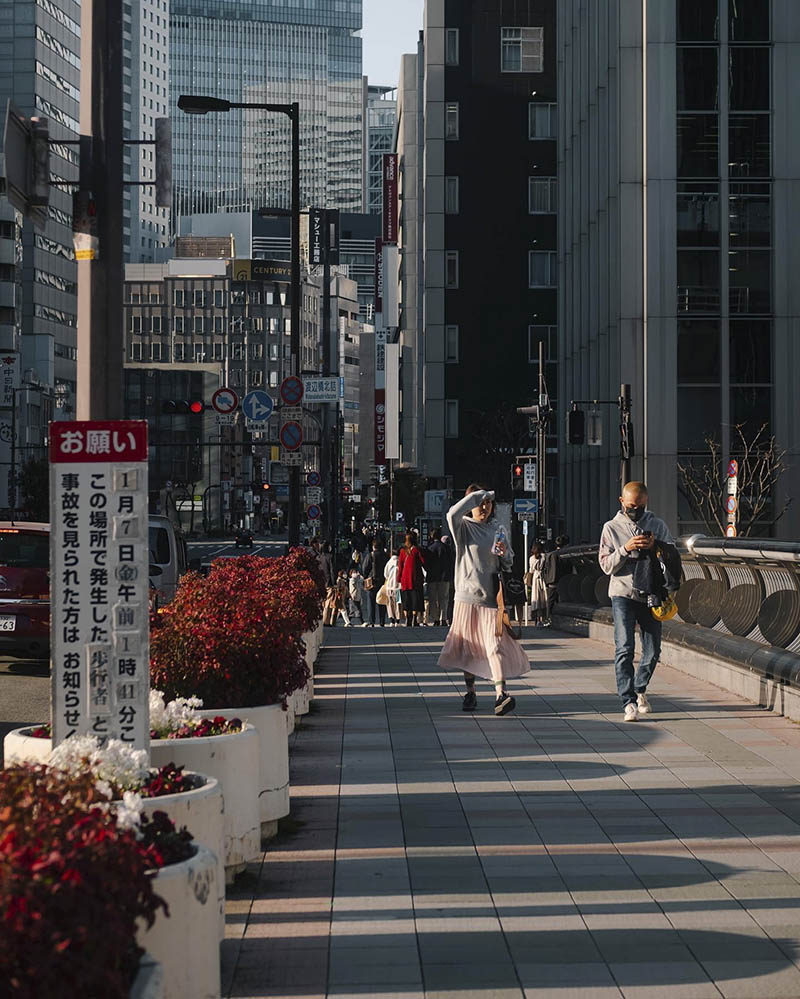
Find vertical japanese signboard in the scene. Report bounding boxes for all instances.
[374,237,384,315]
[375,329,387,466]
[382,153,398,244]
[50,421,150,751]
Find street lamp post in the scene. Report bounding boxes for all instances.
[177,94,302,548]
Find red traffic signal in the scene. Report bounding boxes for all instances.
[262,483,271,491]
[189,400,204,414]
[514,464,523,478]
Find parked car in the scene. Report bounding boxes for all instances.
[148,516,188,603]
[0,522,50,660]
[233,526,254,548]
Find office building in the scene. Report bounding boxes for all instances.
[170,0,364,219]
[396,1,558,498]
[0,0,80,494]
[558,0,798,540]
[364,84,397,216]
[122,0,171,262]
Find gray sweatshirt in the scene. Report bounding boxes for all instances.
[447,489,513,608]
[598,509,673,600]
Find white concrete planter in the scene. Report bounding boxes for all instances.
[150,724,260,882]
[290,678,311,718]
[197,704,289,840]
[302,620,323,668]
[137,844,220,999]
[3,726,51,765]
[133,774,225,941]
[131,953,164,999]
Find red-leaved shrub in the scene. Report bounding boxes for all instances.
[150,549,322,709]
[0,765,166,999]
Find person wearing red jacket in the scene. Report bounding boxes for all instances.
[397,531,425,627]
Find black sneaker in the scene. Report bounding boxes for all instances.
[494,692,516,716]
[462,689,477,712]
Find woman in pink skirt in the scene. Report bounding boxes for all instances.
[438,484,530,715]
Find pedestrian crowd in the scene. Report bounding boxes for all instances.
[310,477,679,723]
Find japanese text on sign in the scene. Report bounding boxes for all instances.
[50,421,150,752]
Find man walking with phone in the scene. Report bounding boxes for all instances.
[599,481,673,722]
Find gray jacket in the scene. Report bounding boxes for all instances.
[447,490,513,608]
[598,509,673,601]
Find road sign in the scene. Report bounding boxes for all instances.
[306,487,323,504]
[49,421,150,751]
[513,498,539,515]
[212,387,238,414]
[280,376,304,406]
[727,476,738,495]
[524,462,537,493]
[303,377,338,403]
[280,421,303,451]
[307,504,322,520]
[280,448,302,466]
[216,414,235,427]
[518,512,536,521]
[307,471,321,487]
[726,495,738,515]
[281,406,302,422]
[725,524,737,538]
[728,459,739,477]
[241,390,274,423]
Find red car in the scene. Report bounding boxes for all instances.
[0,522,50,660]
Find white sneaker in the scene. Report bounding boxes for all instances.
[623,703,638,722]
[637,692,651,714]
[361,622,370,627]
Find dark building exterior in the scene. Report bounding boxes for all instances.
[397,0,558,505]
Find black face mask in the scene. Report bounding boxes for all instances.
[624,505,645,523]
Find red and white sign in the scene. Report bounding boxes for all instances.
[382,153,398,245]
[280,420,303,451]
[374,330,387,465]
[212,387,238,414]
[280,375,304,406]
[50,421,150,752]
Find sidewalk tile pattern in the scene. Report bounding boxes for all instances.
[223,627,800,999]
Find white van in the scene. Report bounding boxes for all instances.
[148,516,188,604]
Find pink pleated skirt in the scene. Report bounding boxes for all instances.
[437,600,531,684]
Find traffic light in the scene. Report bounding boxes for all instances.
[262,482,271,492]
[154,117,172,208]
[161,399,206,415]
[567,405,585,445]
[511,462,524,493]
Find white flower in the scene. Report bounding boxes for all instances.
[149,688,203,737]
[115,790,144,835]
[48,734,149,793]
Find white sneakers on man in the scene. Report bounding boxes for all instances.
[637,692,652,714]
[623,703,638,722]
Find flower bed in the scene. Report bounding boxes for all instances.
[0,764,173,998]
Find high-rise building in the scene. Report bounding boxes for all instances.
[396,1,558,498]
[0,0,80,490]
[558,0,798,540]
[122,0,171,262]
[170,0,364,218]
[364,84,397,215]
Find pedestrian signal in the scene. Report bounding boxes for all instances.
[567,406,585,445]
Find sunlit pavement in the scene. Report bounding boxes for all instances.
[223,625,800,999]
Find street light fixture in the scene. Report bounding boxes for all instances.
[178,93,302,549]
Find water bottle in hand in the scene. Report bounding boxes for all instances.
[492,525,507,556]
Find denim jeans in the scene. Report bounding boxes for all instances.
[611,596,662,706]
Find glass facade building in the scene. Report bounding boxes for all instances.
[170,0,364,218]
[364,85,397,216]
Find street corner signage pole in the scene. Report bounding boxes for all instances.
[725,459,739,538]
[375,329,387,466]
[49,420,150,753]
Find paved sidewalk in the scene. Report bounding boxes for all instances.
[223,626,800,999]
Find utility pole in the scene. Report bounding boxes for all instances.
[619,382,633,489]
[321,211,336,549]
[537,340,549,542]
[77,0,124,419]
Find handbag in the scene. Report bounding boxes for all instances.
[375,583,389,606]
[501,570,526,606]
[364,577,375,591]
[495,574,522,641]
[523,571,533,586]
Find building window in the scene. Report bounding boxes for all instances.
[445,103,460,140]
[151,342,162,361]
[130,315,141,334]
[529,103,557,139]
[173,317,183,334]
[212,342,223,360]
[152,315,162,334]
[528,325,558,364]
[194,343,205,362]
[214,289,224,307]
[174,342,184,361]
[445,176,459,214]
[194,316,204,334]
[445,399,459,438]
[130,342,141,361]
[269,370,278,387]
[445,27,459,66]
[501,27,544,73]
[173,289,184,307]
[445,325,459,363]
[529,177,557,213]
[528,251,557,288]
[445,251,459,289]
[193,290,206,307]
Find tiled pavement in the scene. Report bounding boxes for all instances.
[223,626,800,999]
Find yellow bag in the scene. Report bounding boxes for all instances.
[375,583,390,606]
[651,594,678,621]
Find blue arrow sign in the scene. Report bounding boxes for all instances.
[513,498,539,514]
[241,390,274,422]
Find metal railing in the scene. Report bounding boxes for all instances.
[554,536,800,653]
